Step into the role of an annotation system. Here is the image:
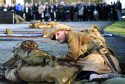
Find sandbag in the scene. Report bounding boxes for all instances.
[18,65,78,84]
[5,68,19,82]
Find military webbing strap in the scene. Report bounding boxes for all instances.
[85,40,118,73]
[97,45,118,73]
[92,41,118,73]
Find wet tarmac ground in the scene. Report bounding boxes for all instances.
[105,35,125,57]
[0,21,125,64]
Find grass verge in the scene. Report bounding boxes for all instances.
[104,20,125,37]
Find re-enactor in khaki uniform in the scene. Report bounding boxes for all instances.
[61,31,120,73]
[49,25,121,81]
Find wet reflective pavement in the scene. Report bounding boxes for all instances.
[105,35,125,57]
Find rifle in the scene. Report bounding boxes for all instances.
[92,40,118,73]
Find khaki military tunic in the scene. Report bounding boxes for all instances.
[62,31,121,74]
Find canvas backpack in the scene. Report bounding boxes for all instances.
[80,25,105,44]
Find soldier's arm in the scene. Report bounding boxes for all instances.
[61,33,82,61]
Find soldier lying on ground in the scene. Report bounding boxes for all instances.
[49,24,124,82]
[42,23,72,38]
[2,40,79,84]
[29,21,59,29]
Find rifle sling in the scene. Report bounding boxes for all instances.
[85,43,118,73]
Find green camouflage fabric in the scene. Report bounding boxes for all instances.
[4,40,58,67]
[4,40,60,83]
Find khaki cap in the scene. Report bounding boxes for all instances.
[49,24,72,40]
